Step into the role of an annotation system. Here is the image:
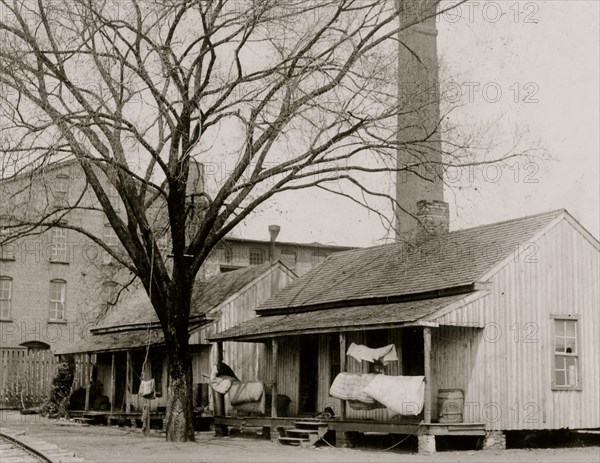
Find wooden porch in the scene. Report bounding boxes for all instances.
[211,326,487,450]
[213,415,486,437]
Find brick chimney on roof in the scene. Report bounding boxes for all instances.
[415,200,449,237]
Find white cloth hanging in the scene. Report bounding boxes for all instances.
[346,343,398,363]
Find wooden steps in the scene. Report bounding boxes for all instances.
[278,420,328,447]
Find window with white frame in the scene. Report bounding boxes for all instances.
[103,224,118,264]
[553,317,581,389]
[49,279,66,321]
[0,277,12,320]
[50,228,68,262]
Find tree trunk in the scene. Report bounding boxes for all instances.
[163,310,195,442]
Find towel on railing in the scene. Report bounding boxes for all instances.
[362,375,425,416]
[346,343,398,363]
[329,373,379,404]
[228,381,264,406]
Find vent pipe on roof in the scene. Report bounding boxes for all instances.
[268,224,280,263]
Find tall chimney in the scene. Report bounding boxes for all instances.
[395,0,444,242]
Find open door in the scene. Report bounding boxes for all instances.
[298,334,319,415]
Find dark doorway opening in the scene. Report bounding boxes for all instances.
[114,352,127,411]
[402,328,424,376]
[298,334,319,415]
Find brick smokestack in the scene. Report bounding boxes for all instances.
[395,0,445,241]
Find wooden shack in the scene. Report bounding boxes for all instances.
[56,261,296,423]
[210,210,600,453]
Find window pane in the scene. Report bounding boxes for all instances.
[0,300,9,319]
[0,279,11,298]
[554,367,566,387]
[565,356,578,386]
[565,321,576,337]
[249,248,265,265]
[554,320,565,336]
[0,279,11,319]
[555,337,565,353]
[565,337,577,354]
[50,281,66,320]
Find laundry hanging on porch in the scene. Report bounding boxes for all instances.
[228,381,264,406]
[329,373,381,405]
[362,375,425,417]
[209,361,239,395]
[138,379,155,399]
[346,343,398,363]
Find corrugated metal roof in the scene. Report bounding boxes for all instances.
[258,209,565,312]
[211,294,468,341]
[93,262,277,333]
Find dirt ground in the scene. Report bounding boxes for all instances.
[1,412,599,463]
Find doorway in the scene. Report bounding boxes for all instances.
[298,334,319,415]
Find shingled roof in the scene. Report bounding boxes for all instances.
[257,209,566,313]
[93,261,283,334]
[211,294,470,341]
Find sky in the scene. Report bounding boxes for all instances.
[227,1,600,247]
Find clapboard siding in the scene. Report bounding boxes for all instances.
[432,217,599,430]
[198,264,296,384]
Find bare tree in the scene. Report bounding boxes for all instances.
[0,0,531,441]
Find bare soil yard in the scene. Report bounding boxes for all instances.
[1,412,598,463]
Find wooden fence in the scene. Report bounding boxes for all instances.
[0,348,58,408]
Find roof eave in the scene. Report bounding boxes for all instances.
[209,319,441,343]
[256,282,489,316]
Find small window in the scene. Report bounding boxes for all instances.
[223,246,234,264]
[0,276,12,320]
[54,175,69,199]
[101,282,117,308]
[249,247,265,266]
[281,249,297,269]
[553,318,581,389]
[49,279,66,321]
[103,224,118,264]
[50,228,68,262]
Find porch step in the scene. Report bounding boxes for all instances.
[278,436,315,447]
[277,420,329,447]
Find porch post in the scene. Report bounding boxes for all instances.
[419,327,436,455]
[423,327,432,424]
[110,353,116,412]
[84,353,91,412]
[213,341,228,437]
[338,332,346,421]
[271,338,278,418]
[215,342,225,416]
[125,351,132,413]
